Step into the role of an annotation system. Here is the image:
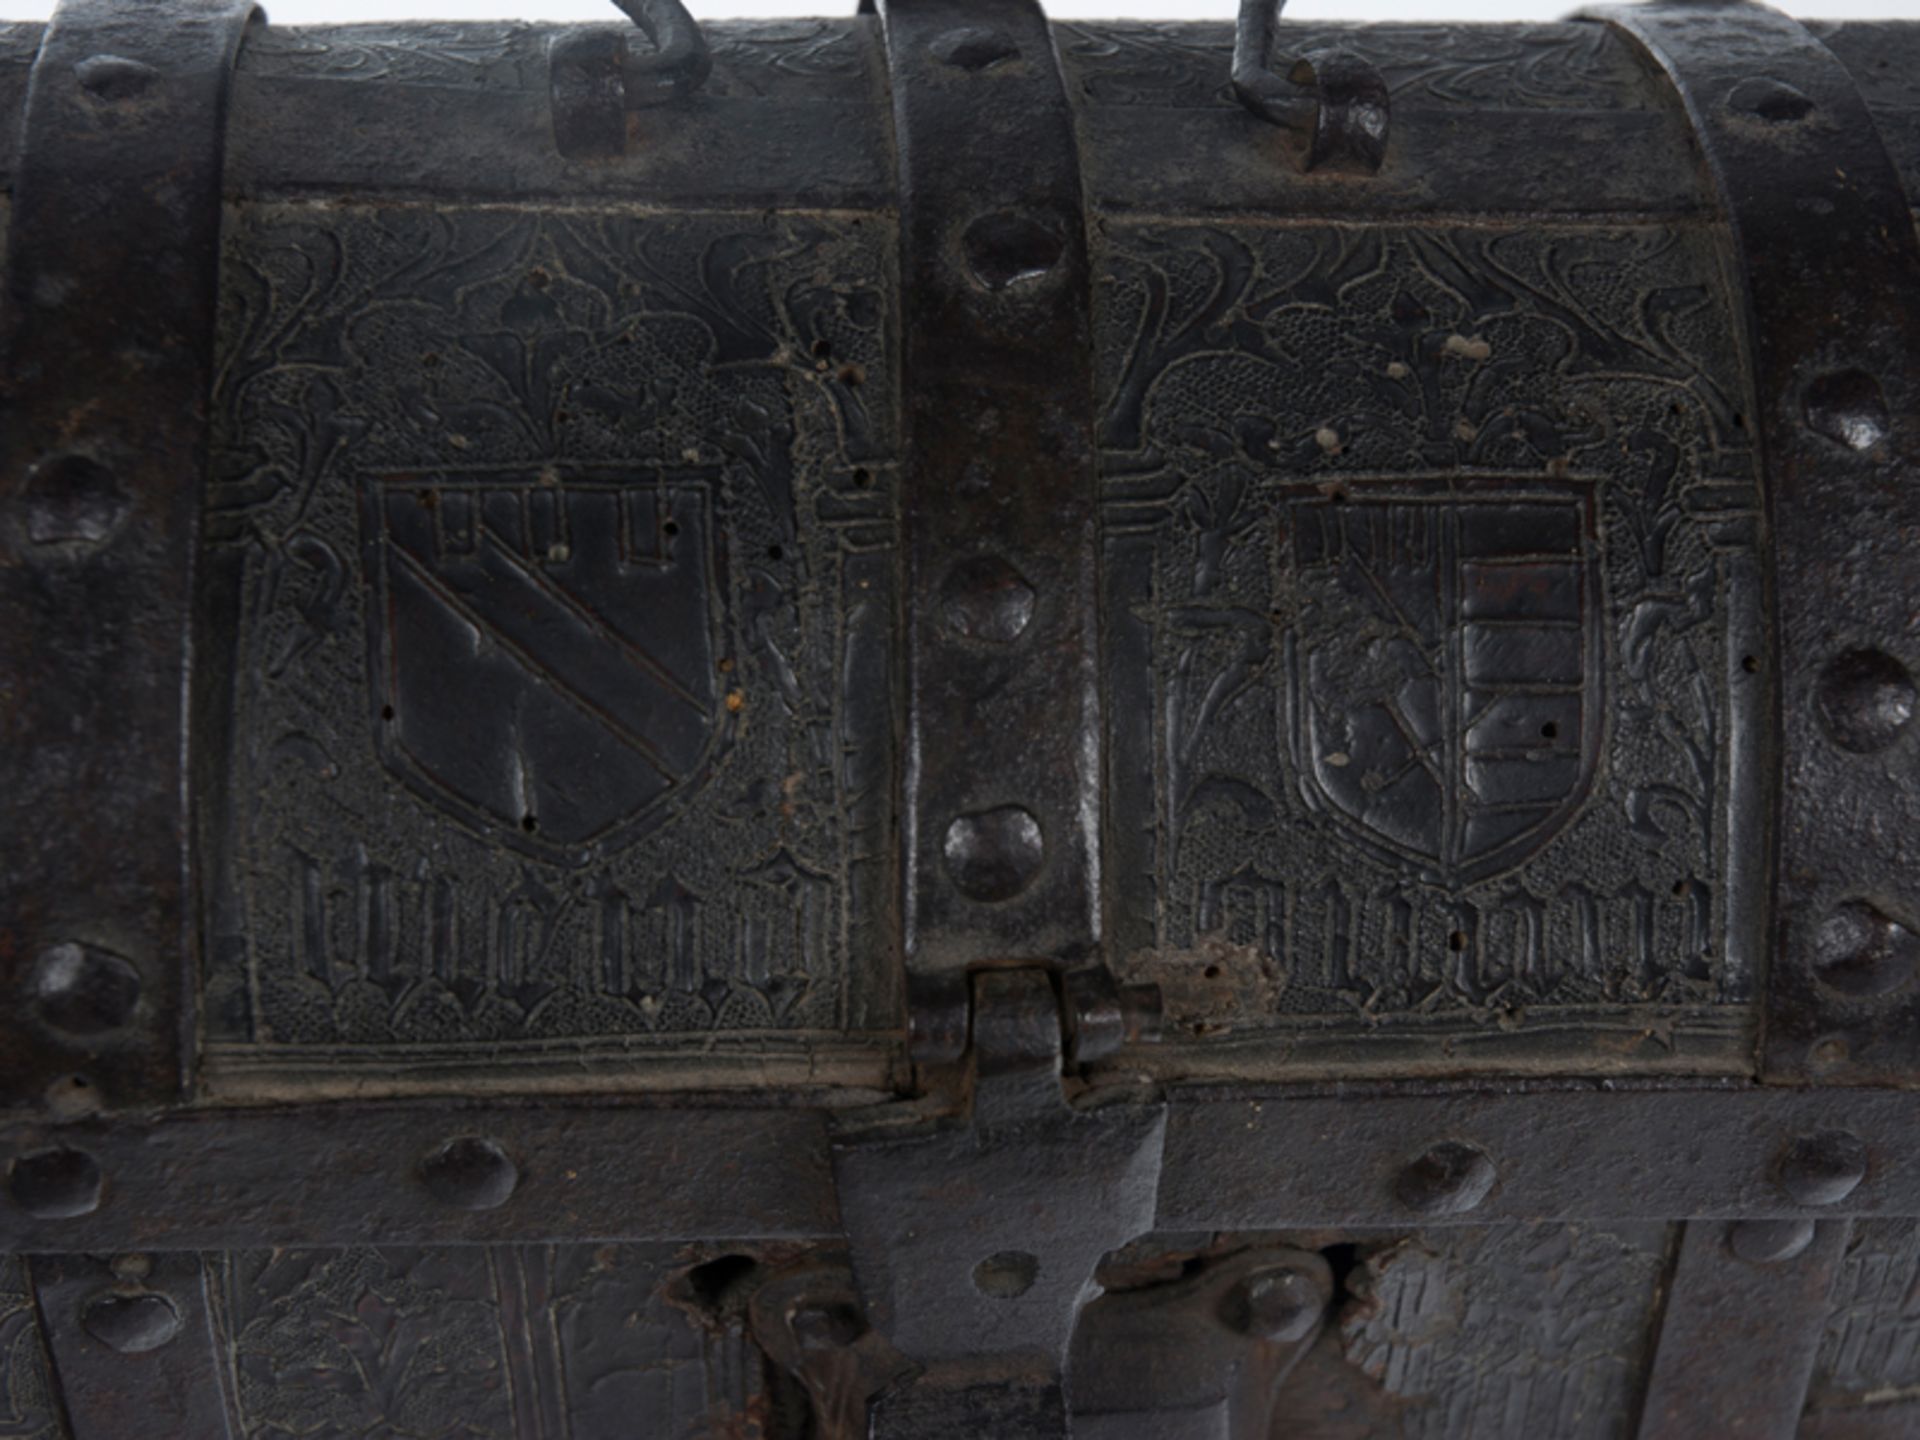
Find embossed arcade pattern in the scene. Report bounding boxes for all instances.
[1811,1219,1920,1409]
[201,204,899,1074]
[216,1246,770,1439]
[1335,1223,1670,1439]
[1099,223,1760,1061]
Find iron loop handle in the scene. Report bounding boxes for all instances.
[550,0,712,158]
[1231,0,1390,173]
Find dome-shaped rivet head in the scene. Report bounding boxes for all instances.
[28,942,142,1035]
[1817,649,1914,753]
[1226,1265,1325,1343]
[1812,900,1920,998]
[82,1292,180,1354]
[930,26,1020,70]
[942,806,1044,902]
[20,452,129,551]
[1726,76,1815,124]
[8,1147,103,1219]
[1777,1130,1868,1206]
[419,1136,518,1211]
[1729,1218,1816,1265]
[1395,1140,1496,1216]
[1804,369,1891,451]
[74,54,159,103]
[961,211,1065,292]
[789,1300,864,1350]
[940,555,1036,643]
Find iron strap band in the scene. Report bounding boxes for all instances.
[1633,1219,1847,1440]
[28,1253,235,1436]
[877,0,1106,1024]
[0,0,259,1108]
[1585,8,1916,1433]
[4,1083,1920,1252]
[1594,0,1920,1086]
[863,5,1109,1424]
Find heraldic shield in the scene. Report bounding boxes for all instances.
[360,467,729,861]
[1284,478,1604,888]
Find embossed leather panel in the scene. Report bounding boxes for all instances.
[198,203,901,1093]
[1095,222,1761,1074]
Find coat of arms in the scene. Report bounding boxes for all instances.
[360,465,730,862]
[1283,477,1604,887]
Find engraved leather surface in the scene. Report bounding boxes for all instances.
[3,15,1917,1437]
[1095,221,1760,1073]
[200,203,900,1087]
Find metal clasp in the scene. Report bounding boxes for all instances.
[1232,0,1390,173]
[833,968,1168,1434]
[549,0,711,158]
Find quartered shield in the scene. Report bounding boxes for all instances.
[1283,478,1604,887]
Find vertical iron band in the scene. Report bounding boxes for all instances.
[0,0,259,1107]
[1633,1218,1847,1440]
[877,0,1105,1013]
[28,1253,238,1437]
[1596,1,1920,1085]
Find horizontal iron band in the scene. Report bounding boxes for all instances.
[3,1082,1918,1250]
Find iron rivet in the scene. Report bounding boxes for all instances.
[940,555,1036,643]
[44,1074,101,1123]
[8,1147,103,1219]
[931,26,1020,70]
[960,211,1065,292]
[1809,1035,1851,1072]
[1227,1266,1324,1343]
[942,806,1045,902]
[82,1292,180,1354]
[790,1300,864,1350]
[1812,900,1920,998]
[1804,369,1891,451]
[419,1136,518,1211]
[28,942,141,1035]
[21,453,129,550]
[1816,649,1915,753]
[74,54,159,103]
[1729,1217,1816,1265]
[1725,76,1815,123]
[1777,1130,1868,1206]
[972,1250,1038,1300]
[1395,1140,1496,1216]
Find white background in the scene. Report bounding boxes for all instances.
[0,0,1912,23]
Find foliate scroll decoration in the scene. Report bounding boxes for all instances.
[1098,223,1759,1065]
[239,22,539,87]
[216,1246,777,1438]
[202,203,898,1075]
[236,18,873,103]
[0,24,40,71]
[0,1258,66,1440]
[702,19,870,97]
[1058,21,1649,112]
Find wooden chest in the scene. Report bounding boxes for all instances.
[3,0,1919,1432]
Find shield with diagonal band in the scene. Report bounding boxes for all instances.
[360,466,729,861]
[1283,477,1604,888]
